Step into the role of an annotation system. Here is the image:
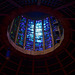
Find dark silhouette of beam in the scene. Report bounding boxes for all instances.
[45,59,50,75]
[62,10,72,17]
[68,69,75,75]
[66,8,75,15]
[0,4,9,10]
[56,55,67,75]
[0,45,5,51]
[32,57,34,75]
[0,60,8,73]
[7,0,22,8]
[64,48,75,61]
[54,1,75,10]
[16,58,23,75]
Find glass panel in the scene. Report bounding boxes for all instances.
[35,20,43,51]
[25,19,34,50]
[10,16,20,42]
[43,17,52,49]
[16,16,26,47]
[50,16,60,44]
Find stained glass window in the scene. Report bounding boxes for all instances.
[35,20,43,51]
[16,16,26,47]
[50,16,60,44]
[43,17,52,49]
[9,16,63,53]
[10,16,20,42]
[25,19,34,50]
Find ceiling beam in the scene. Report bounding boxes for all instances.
[16,58,23,75]
[54,1,75,10]
[0,60,8,73]
[7,0,22,8]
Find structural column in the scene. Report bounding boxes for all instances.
[58,24,61,39]
[42,20,45,50]
[33,20,35,51]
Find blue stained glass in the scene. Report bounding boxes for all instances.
[16,16,26,47]
[43,17,52,49]
[10,16,20,42]
[50,17,60,44]
[35,20,43,51]
[25,19,34,50]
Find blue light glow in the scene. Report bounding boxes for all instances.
[9,16,63,52]
[50,17,60,44]
[43,17,52,49]
[16,16,26,47]
[25,19,34,50]
[10,16,20,42]
[35,20,43,51]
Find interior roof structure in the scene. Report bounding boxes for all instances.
[0,0,75,75]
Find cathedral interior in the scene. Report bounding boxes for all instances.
[0,0,75,75]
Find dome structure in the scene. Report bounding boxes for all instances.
[0,0,75,75]
[7,15,64,55]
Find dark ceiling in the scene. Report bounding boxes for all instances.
[0,0,75,75]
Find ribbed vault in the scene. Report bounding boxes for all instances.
[0,0,75,75]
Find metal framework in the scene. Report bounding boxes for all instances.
[23,19,28,49]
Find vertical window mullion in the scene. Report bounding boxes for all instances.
[9,19,14,33]
[49,17,54,47]
[33,20,35,51]
[15,16,21,43]
[42,20,45,50]
[23,19,28,49]
[58,25,61,40]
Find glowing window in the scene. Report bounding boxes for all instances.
[35,20,43,51]
[16,16,26,47]
[8,16,64,55]
[25,19,34,50]
[50,17,60,44]
[43,17,52,49]
[10,16,20,42]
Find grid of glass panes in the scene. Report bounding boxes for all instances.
[43,17,52,49]
[9,16,63,51]
[10,16,20,42]
[16,16,26,47]
[35,20,43,51]
[25,19,34,50]
[50,16,60,44]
